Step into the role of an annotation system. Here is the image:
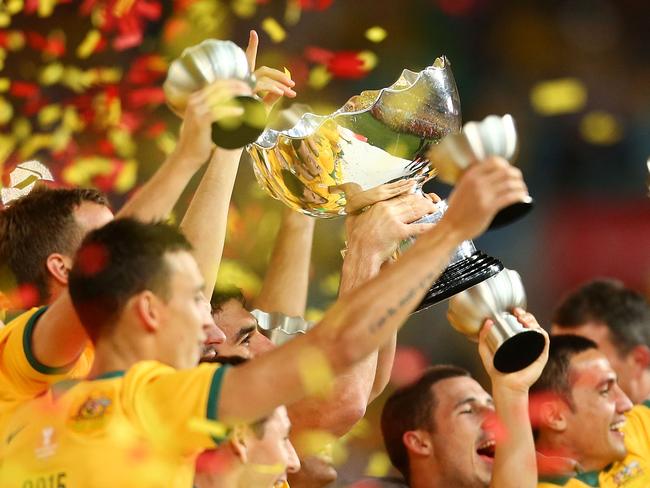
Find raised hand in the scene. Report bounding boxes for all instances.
[245,30,296,109]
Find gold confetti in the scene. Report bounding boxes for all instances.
[38,0,56,17]
[365,451,392,477]
[297,346,334,397]
[530,78,587,116]
[39,63,65,85]
[188,417,228,439]
[308,65,332,90]
[285,0,301,25]
[19,134,53,159]
[77,30,102,58]
[12,118,31,140]
[0,97,12,125]
[114,159,137,193]
[7,31,25,50]
[108,128,135,158]
[305,308,324,323]
[37,104,62,126]
[0,135,16,168]
[261,17,287,43]
[113,0,135,17]
[358,51,378,71]
[319,271,340,296]
[579,111,623,145]
[365,26,387,43]
[231,0,257,18]
[62,157,114,186]
[284,67,292,80]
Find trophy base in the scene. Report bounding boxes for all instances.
[489,197,534,229]
[211,96,267,149]
[416,251,503,312]
[490,314,546,373]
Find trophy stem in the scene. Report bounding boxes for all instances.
[488,313,546,373]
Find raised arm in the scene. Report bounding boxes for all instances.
[252,208,315,316]
[481,310,550,488]
[218,157,529,424]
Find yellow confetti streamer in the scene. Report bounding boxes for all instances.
[77,30,102,58]
[530,78,587,116]
[62,157,114,186]
[365,26,387,43]
[297,346,335,397]
[358,50,378,71]
[108,128,135,158]
[284,67,292,80]
[7,31,25,50]
[37,104,62,127]
[0,97,12,125]
[0,135,16,169]
[365,451,392,477]
[38,0,56,17]
[114,159,137,193]
[19,134,53,159]
[12,118,31,140]
[156,132,177,156]
[187,417,228,439]
[7,0,24,14]
[305,308,324,323]
[285,0,301,25]
[114,0,135,17]
[39,63,65,85]
[579,111,623,145]
[0,79,7,92]
[0,14,10,29]
[261,17,287,43]
[308,65,332,90]
[231,0,257,18]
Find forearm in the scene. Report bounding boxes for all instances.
[369,331,397,402]
[179,148,242,297]
[253,209,315,316]
[117,146,204,222]
[490,386,537,488]
[219,221,462,424]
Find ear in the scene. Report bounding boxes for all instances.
[230,424,249,464]
[45,253,72,286]
[538,400,568,433]
[629,345,650,371]
[133,291,163,333]
[402,430,433,457]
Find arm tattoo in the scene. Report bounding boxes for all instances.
[368,270,438,333]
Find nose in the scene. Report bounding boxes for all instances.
[614,384,633,414]
[203,322,226,345]
[286,440,301,474]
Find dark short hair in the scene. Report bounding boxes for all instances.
[380,365,470,482]
[68,219,191,342]
[0,186,109,304]
[210,288,246,314]
[530,335,598,409]
[553,279,650,357]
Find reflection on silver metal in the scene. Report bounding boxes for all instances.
[246,57,461,218]
[251,309,315,346]
[163,39,267,149]
[447,268,546,372]
[646,157,650,197]
[407,201,504,310]
[427,114,533,228]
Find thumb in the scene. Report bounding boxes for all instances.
[245,30,258,72]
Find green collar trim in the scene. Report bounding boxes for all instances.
[206,365,230,445]
[574,470,601,486]
[22,307,69,375]
[642,399,650,408]
[539,469,602,486]
[92,370,125,380]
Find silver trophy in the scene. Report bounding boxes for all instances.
[251,309,314,346]
[246,58,505,308]
[163,39,267,149]
[427,114,533,228]
[447,268,546,372]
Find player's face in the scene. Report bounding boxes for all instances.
[159,251,210,369]
[211,299,274,359]
[563,349,633,470]
[243,406,300,487]
[552,322,639,404]
[429,376,495,488]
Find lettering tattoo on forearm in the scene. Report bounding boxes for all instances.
[368,270,438,334]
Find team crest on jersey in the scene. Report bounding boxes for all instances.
[68,392,113,433]
[611,460,643,486]
[35,426,57,459]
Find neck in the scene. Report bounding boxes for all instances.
[90,330,154,376]
[536,431,586,475]
[409,459,445,488]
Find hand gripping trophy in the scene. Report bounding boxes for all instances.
[163,41,541,371]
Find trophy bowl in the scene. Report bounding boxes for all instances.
[427,114,534,228]
[163,39,267,149]
[246,58,508,309]
[447,268,546,373]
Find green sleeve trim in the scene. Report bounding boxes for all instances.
[642,399,650,408]
[206,365,230,444]
[21,306,72,375]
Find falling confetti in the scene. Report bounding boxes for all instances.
[365,26,387,43]
[579,110,623,145]
[364,451,392,477]
[530,78,587,116]
[261,17,287,43]
[1,160,54,205]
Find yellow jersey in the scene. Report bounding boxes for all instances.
[538,401,650,487]
[0,308,93,427]
[0,360,228,487]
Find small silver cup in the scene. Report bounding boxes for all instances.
[251,309,314,346]
[447,268,545,372]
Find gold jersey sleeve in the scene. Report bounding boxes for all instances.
[0,360,228,488]
[0,308,93,426]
